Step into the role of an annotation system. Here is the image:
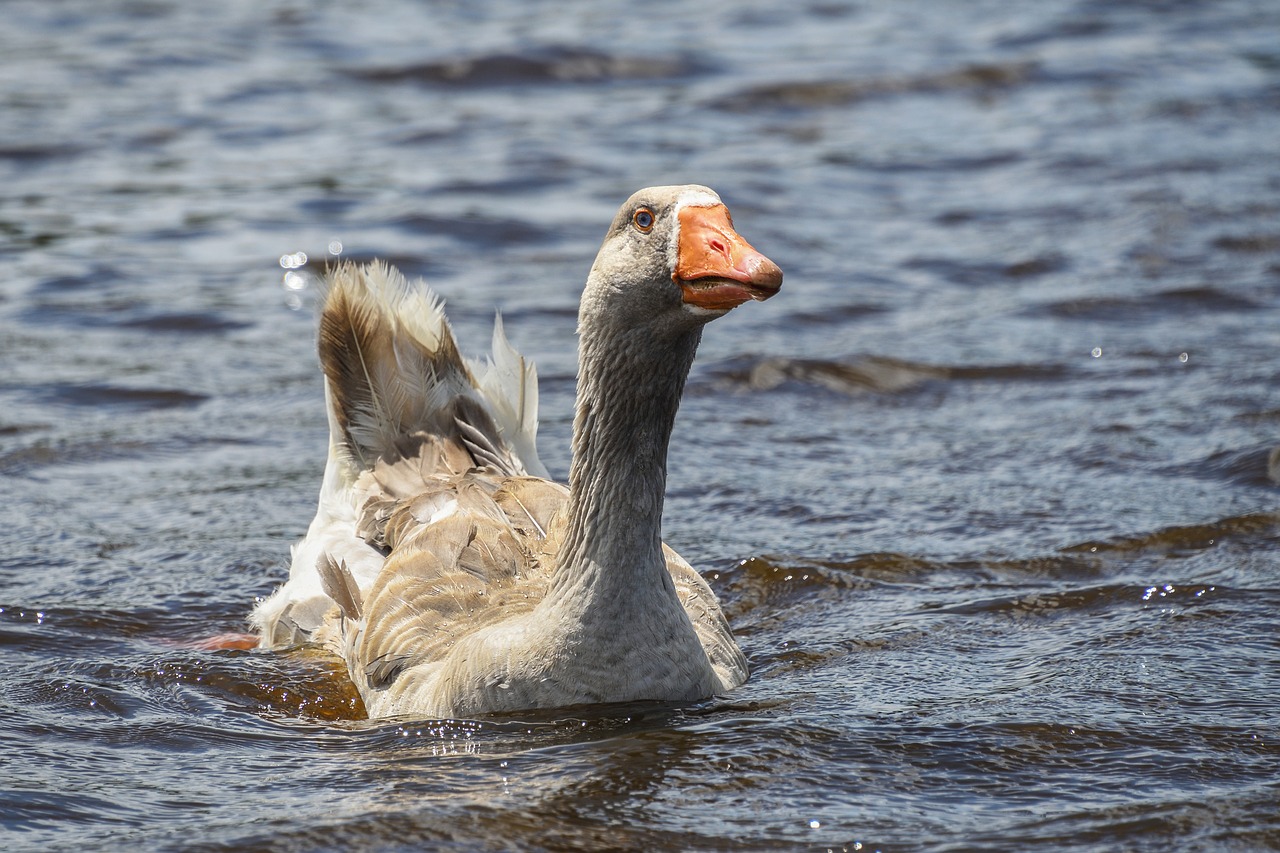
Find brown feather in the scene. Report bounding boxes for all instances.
[318,262,475,469]
[316,555,364,621]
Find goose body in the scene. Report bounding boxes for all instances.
[251,185,782,719]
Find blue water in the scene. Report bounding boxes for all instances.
[2,1,1278,850]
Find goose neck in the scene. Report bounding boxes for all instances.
[551,322,702,605]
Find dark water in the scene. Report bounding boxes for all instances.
[3,0,1279,850]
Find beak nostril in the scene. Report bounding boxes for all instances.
[709,239,727,255]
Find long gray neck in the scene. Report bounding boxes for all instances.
[548,318,702,610]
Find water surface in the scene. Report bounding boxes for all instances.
[2,1,1279,850]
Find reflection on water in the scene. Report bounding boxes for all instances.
[2,0,1279,850]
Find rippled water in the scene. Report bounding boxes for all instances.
[3,1,1279,850]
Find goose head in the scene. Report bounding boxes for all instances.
[581,185,783,338]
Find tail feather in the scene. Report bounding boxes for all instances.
[250,260,548,648]
[319,261,474,472]
[469,316,549,479]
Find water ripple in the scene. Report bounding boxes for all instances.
[349,47,708,88]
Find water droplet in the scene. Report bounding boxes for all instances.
[809,819,821,829]
[328,240,343,255]
[1178,352,1189,363]
[1091,347,1102,358]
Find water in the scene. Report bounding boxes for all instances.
[2,0,1278,849]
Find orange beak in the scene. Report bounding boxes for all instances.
[675,204,783,311]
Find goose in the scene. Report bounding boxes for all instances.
[250,185,783,719]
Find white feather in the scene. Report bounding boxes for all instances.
[469,315,550,480]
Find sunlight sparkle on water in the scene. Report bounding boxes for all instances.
[282,269,313,310]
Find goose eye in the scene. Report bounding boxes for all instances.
[632,208,655,232]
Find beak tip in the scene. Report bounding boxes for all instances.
[748,256,783,296]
